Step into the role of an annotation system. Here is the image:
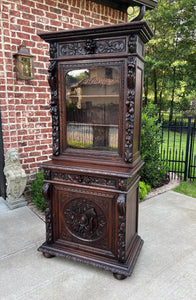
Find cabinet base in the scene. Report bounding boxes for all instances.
[38,235,143,279]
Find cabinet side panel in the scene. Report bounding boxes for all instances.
[125,179,139,253]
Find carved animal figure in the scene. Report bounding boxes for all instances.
[4,148,27,201]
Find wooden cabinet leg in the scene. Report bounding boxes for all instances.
[43,252,55,259]
[113,273,127,280]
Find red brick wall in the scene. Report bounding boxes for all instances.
[0,0,127,182]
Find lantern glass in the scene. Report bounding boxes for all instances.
[16,55,34,80]
[14,44,34,80]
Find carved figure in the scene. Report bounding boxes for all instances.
[4,148,27,208]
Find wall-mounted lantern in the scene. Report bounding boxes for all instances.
[14,43,34,80]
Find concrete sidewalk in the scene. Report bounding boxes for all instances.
[0,191,195,300]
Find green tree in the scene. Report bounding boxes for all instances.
[144,0,196,119]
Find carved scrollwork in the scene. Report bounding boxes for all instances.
[117,194,126,262]
[52,172,117,189]
[95,39,125,54]
[42,183,53,243]
[59,38,125,57]
[64,198,107,241]
[60,42,86,56]
[125,57,136,163]
[48,60,59,156]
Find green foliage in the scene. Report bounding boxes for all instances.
[144,0,196,119]
[139,181,151,201]
[30,170,45,212]
[140,103,168,187]
[173,181,196,198]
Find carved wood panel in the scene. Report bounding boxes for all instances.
[53,185,116,255]
[58,38,126,57]
[51,170,127,191]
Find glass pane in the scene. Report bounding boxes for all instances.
[66,67,119,152]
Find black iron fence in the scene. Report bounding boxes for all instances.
[160,116,196,181]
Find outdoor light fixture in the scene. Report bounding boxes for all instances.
[14,43,34,80]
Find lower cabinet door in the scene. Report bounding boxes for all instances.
[52,184,117,260]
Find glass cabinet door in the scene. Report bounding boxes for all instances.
[66,67,120,152]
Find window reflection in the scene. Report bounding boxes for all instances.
[66,67,119,152]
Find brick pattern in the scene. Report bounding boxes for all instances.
[0,0,127,182]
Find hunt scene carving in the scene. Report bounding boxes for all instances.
[63,198,107,241]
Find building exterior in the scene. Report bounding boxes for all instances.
[0,0,127,197]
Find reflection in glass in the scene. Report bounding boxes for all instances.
[66,67,119,152]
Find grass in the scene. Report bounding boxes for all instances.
[173,181,196,198]
[160,130,192,155]
[67,140,118,151]
[160,130,196,178]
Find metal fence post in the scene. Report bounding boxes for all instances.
[184,116,192,181]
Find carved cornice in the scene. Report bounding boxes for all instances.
[42,183,53,243]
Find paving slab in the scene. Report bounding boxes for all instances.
[0,191,195,300]
[0,198,45,259]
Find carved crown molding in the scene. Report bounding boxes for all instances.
[59,38,126,57]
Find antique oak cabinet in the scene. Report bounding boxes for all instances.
[38,21,153,279]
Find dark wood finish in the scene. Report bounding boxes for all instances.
[38,21,152,279]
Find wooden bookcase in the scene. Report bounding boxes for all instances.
[38,21,153,279]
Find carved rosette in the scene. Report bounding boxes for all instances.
[48,60,59,156]
[42,183,53,243]
[117,194,126,262]
[63,198,107,241]
[125,56,136,163]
